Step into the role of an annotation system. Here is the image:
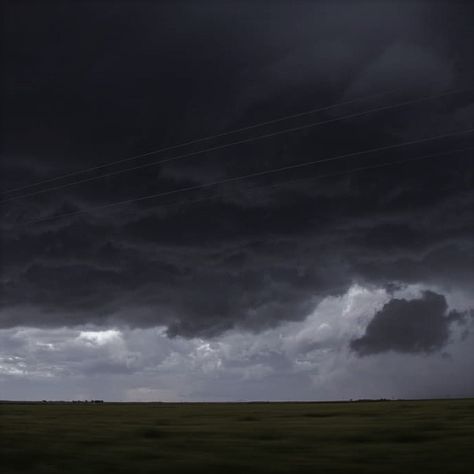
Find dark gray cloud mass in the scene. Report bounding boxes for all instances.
[0,1,473,338]
[350,291,465,355]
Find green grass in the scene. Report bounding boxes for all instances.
[1,399,473,473]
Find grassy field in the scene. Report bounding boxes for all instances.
[1,399,473,473]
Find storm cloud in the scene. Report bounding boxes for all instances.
[1,1,473,337]
[350,291,465,356]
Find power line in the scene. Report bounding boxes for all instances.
[0,86,470,205]
[133,146,474,215]
[0,88,402,195]
[17,128,473,225]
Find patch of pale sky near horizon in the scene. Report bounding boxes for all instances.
[0,283,472,401]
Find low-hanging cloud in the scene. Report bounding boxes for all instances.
[350,291,465,356]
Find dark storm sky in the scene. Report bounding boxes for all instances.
[0,1,473,401]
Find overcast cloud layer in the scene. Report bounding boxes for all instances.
[0,1,473,400]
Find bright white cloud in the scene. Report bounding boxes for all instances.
[77,329,122,346]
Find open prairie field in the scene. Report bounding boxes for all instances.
[1,399,473,474]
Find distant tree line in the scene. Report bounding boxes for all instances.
[0,400,105,404]
[48,400,105,404]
